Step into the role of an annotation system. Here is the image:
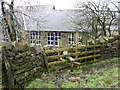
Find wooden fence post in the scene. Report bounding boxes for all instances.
[2,50,14,89]
[39,43,49,73]
[58,39,61,61]
[75,32,79,59]
[94,47,95,61]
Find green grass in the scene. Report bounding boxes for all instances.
[82,57,119,67]
[61,81,78,88]
[25,57,119,88]
[81,67,118,88]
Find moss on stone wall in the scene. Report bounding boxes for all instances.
[2,42,45,88]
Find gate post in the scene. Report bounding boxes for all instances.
[75,32,79,59]
[57,39,61,70]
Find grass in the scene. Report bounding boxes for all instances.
[82,57,118,67]
[25,57,119,88]
[81,67,118,88]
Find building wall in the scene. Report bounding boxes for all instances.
[40,32,73,49]
[28,31,78,49]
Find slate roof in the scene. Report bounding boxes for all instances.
[15,5,82,32]
[15,5,118,32]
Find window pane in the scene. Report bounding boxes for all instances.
[59,33,61,36]
[30,32,33,35]
[48,37,50,40]
[31,41,33,44]
[33,32,35,35]
[48,41,50,44]
[36,32,38,35]
[55,33,57,36]
[38,41,40,44]
[55,37,58,40]
[51,33,54,36]
[51,36,54,40]
[36,41,39,44]
[48,33,50,36]
[59,36,61,39]
[51,42,54,45]
[69,38,71,41]
[55,42,58,45]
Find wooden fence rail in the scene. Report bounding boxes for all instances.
[45,44,102,72]
[45,45,101,53]
[47,50,101,60]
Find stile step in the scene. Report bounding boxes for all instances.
[73,62,81,65]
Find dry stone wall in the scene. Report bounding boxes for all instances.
[2,42,46,88]
[100,40,119,59]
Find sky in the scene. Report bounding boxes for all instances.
[4,0,119,10]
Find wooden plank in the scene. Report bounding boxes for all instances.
[60,57,66,61]
[48,60,68,66]
[68,57,75,62]
[68,56,75,72]
[73,62,81,65]
[75,54,101,61]
[47,50,101,60]
[45,45,102,53]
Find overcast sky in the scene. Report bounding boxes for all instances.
[4,0,119,10]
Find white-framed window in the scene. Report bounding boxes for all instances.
[47,32,61,46]
[2,25,9,42]
[2,28,9,42]
[2,26,21,42]
[16,31,20,42]
[68,33,75,44]
[30,31,40,45]
[78,34,82,43]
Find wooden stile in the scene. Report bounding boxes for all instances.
[48,54,101,66]
[45,44,102,71]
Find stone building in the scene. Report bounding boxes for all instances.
[1,5,118,49]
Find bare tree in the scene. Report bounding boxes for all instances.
[68,0,118,44]
[1,0,16,41]
[1,0,49,46]
[117,2,120,57]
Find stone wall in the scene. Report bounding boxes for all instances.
[2,42,46,88]
[100,39,119,59]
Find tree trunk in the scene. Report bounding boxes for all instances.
[118,2,120,57]
[10,0,16,41]
[1,1,12,41]
[1,0,16,42]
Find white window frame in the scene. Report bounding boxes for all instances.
[68,33,75,44]
[16,31,20,42]
[78,34,82,44]
[2,26,21,42]
[30,31,40,45]
[2,26,9,42]
[47,32,61,46]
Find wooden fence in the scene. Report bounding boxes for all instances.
[45,43,102,72]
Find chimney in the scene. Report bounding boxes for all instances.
[53,5,55,10]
